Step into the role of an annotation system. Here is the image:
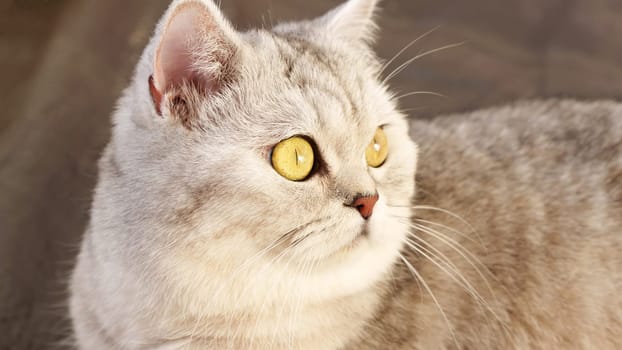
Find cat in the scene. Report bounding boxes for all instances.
[69,0,622,348]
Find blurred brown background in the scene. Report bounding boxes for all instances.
[1,0,621,348]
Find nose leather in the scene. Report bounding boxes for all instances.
[347,193,379,219]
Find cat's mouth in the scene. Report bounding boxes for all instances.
[360,225,371,237]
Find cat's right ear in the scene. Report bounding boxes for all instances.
[315,0,380,45]
[149,0,241,118]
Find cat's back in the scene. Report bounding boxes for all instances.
[412,99,622,225]
[356,100,622,349]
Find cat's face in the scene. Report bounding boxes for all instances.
[104,0,416,309]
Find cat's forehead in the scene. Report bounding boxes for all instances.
[235,29,384,144]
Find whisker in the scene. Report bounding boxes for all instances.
[278,250,305,349]
[411,222,494,284]
[399,253,460,348]
[189,220,318,345]
[270,242,315,349]
[412,223,497,296]
[391,203,516,342]
[290,247,320,349]
[388,204,495,297]
[250,246,296,347]
[284,216,336,251]
[413,205,481,241]
[398,106,429,115]
[388,254,424,301]
[382,42,465,84]
[403,235,501,329]
[415,218,480,245]
[404,236,488,308]
[403,234,513,343]
[409,223,516,339]
[394,91,447,100]
[379,25,442,75]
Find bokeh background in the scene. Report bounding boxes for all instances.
[1,0,621,348]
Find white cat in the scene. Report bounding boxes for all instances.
[70,0,622,349]
[70,0,416,348]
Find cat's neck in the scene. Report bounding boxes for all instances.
[74,242,386,350]
[178,283,385,350]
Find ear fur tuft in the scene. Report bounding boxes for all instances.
[320,0,380,44]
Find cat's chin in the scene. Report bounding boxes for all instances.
[293,200,407,299]
[308,225,369,265]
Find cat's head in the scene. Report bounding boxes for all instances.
[102,0,417,311]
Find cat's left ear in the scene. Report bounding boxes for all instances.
[149,0,241,117]
[317,0,380,44]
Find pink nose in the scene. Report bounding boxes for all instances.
[349,193,379,219]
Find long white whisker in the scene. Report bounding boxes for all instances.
[394,91,447,100]
[410,222,516,339]
[270,236,313,349]
[413,223,495,291]
[398,204,515,343]
[250,244,296,348]
[380,25,442,74]
[234,224,316,347]
[404,236,488,308]
[398,106,429,115]
[399,254,459,348]
[287,251,310,348]
[290,250,320,349]
[382,42,465,84]
[412,222,495,285]
[413,205,480,240]
[403,235,498,327]
[415,218,480,245]
[188,229,296,345]
[405,236,515,344]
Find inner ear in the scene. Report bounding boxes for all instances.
[155,2,209,92]
[149,0,239,118]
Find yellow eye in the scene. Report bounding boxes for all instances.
[271,136,315,181]
[366,127,388,167]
